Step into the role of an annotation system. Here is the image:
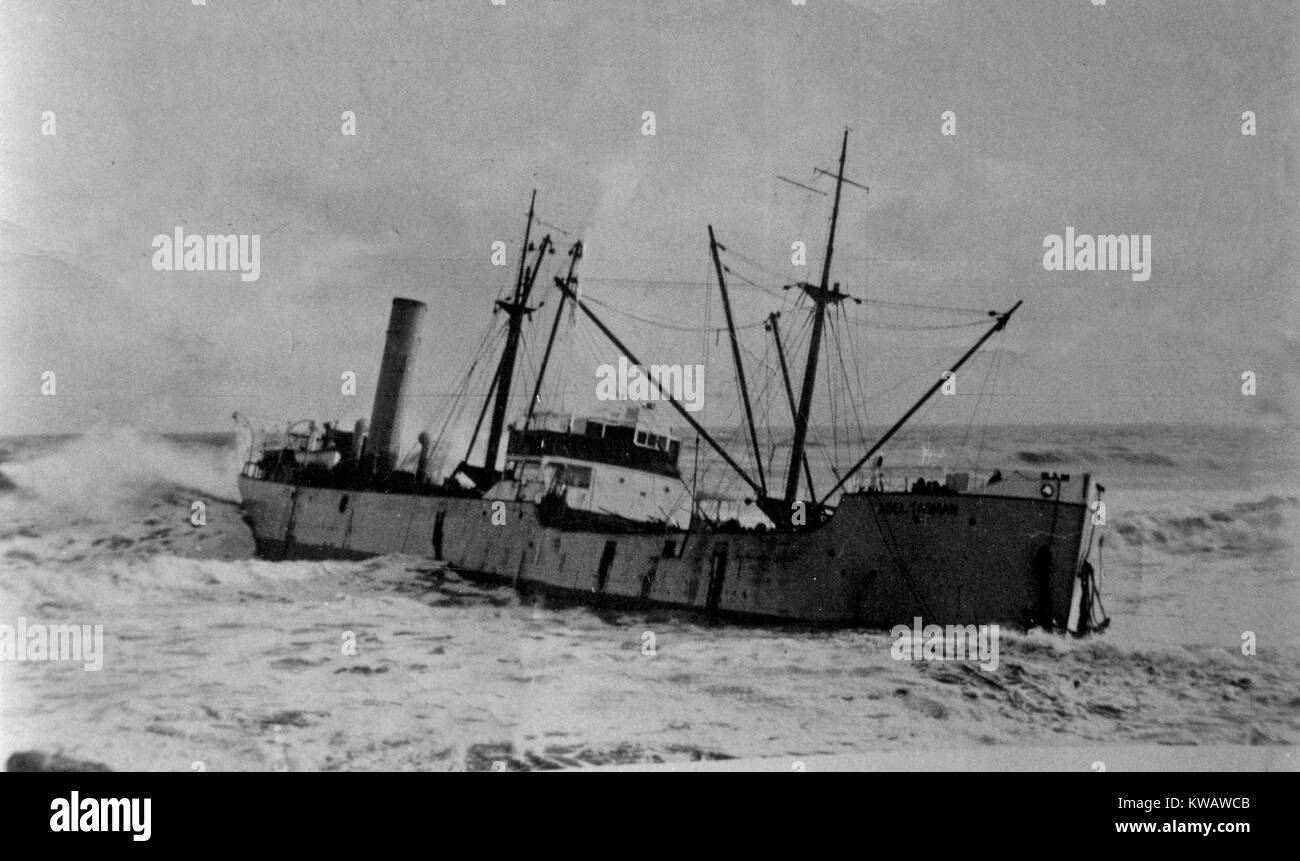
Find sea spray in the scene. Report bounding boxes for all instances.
[0,428,240,520]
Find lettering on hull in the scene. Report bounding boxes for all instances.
[872,500,959,517]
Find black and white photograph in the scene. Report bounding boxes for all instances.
[0,0,1295,799]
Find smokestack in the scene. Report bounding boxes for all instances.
[367,298,427,477]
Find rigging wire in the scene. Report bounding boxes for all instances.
[582,293,769,332]
[840,316,991,331]
[720,244,994,317]
[974,334,1005,469]
[428,318,501,456]
[843,302,871,451]
[957,346,999,466]
[827,310,869,454]
[846,296,993,315]
[723,257,994,332]
[717,246,797,291]
[719,263,789,304]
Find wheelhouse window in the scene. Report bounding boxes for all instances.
[605,424,634,443]
[633,430,673,452]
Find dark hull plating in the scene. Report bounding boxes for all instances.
[238,473,1097,630]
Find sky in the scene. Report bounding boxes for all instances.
[0,0,1296,441]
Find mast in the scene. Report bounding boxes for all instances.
[783,129,851,508]
[483,191,551,477]
[766,312,815,500]
[818,300,1024,506]
[709,226,766,496]
[462,370,500,466]
[525,240,583,428]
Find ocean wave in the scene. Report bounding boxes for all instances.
[1016,448,1177,468]
[1113,494,1298,556]
[1015,450,1070,465]
[0,428,239,522]
[1110,451,1178,467]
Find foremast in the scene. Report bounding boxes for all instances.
[461,191,552,485]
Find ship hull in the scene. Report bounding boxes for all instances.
[238,473,1096,630]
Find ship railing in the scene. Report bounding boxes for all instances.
[838,467,1003,496]
[234,413,319,469]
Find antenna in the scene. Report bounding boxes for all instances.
[776,175,827,196]
[813,167,869,193]
[536,218,570,237]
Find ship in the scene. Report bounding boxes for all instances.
[236,132,1110,634]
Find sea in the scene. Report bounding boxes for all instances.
[0,423,1296,770]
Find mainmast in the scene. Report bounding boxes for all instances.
[783,129,852,509]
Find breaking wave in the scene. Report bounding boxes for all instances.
[1113,495,1298,557]
[0,429,239,519]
